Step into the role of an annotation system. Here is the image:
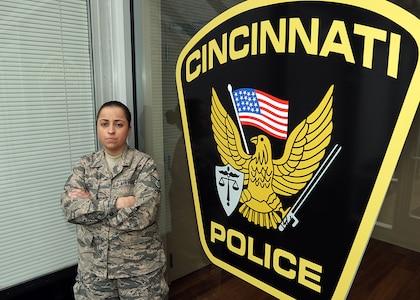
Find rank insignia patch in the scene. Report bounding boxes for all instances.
[176,1,420,299]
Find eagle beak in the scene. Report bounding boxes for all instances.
[250,136,258,144]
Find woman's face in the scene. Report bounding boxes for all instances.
[97,106,131,155]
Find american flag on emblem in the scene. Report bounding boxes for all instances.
[231,87,289,140]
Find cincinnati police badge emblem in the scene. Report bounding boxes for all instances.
[176,1,420,299]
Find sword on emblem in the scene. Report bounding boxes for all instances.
[278,144,342,231]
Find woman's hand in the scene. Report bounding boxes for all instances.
[115,196,136,210]
[68,189,93,199]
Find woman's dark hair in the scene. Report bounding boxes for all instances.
[97,101,132,127]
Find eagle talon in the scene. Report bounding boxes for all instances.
[267,193,280,209]
[279,206,291,219]
[240,189,251,203]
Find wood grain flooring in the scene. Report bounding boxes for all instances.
[168,238,420,299]
[348,239,420,300]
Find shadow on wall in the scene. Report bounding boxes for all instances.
[165,102,210,281]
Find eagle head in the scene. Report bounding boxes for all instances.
[250,135,272,165]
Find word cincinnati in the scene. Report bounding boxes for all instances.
[210,221,323,293]
[185,17,401,82]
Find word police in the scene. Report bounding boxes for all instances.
[185,17,401,82]
[211,221,323,293]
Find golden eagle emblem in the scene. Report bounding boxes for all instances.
[211,85,334,229]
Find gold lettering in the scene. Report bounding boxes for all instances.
[260,19,286,54]
[184,18,401,82]
[186,49,201,82]
[273,248,296,280]
[202,43,207,74]
[209,221,323,293]
[354,23,387,69]
[227,228,246,256]
[210,220,226,243]
[388,32,401,79]
[264,243,271,269]
[251,22,258,55]
[208,33,228,70]
[248,236,263,266]
[229,25,250,60]
[320,20,355,63]
[289,18,319,55]
[298,257,323,293]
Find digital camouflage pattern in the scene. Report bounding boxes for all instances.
[73,267,167,300]
[61,145,167,298]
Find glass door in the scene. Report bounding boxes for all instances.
[373,107,420,252]
[132,0,243,282]
[161,0,246,282]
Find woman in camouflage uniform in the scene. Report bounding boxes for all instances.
[61,101,168,299]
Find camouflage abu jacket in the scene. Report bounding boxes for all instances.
[61,145,166,279]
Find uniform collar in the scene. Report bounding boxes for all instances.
[91,144,132,168]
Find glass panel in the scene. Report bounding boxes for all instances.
[410,132,420,219]
[131,0,235,282]
[392,0,420,223]
[160,0,243,281]
[376,179,397,227]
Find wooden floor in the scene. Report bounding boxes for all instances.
[168,239,420,299]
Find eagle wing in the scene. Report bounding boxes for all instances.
[210,87,252,180]
[272,85,334,196]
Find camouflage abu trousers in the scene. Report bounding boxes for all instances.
[73,267,169,300]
